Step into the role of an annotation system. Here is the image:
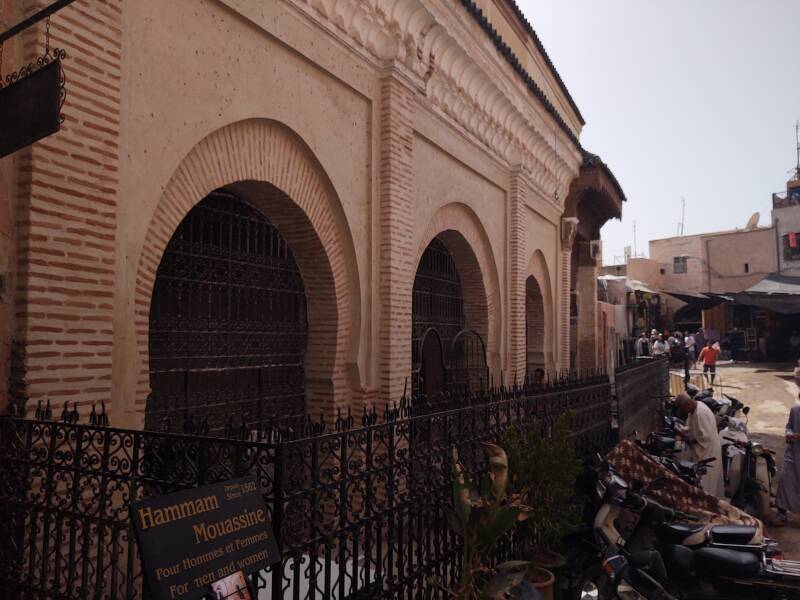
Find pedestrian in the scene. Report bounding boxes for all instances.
[776,369,800,524]
[790,330,800,360]
[697,340,720,387]
[675,392,725,497]
[695,329,705,353]
[672,332,685,365]
[635,332,650,357]
[652,334,668,357]
[684,331,696,362]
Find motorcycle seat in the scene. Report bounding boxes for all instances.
[709,525,757,545]
[656,522,706,545]
[662,544,696,580]
[694,547,761,578]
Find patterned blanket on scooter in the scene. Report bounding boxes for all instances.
[607,440,763,534]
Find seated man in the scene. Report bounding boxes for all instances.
[675,392,724,497]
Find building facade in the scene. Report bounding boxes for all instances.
[0,0,622,430]
[773,177,800,277]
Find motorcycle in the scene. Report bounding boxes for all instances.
[723,434,777,520]
[664,393,774,518]
[578,542,677,600]
[638,420,715,488]
[685,385,749,419]
[585,462,798,599]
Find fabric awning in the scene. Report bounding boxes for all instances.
[725,274,800,314]
[626,279,657,294]
[743,274,800,295]
[661,289,730,310]
[597,275,657,296]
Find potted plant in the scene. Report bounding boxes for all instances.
[501,414,583,600]
[439,443,534,599]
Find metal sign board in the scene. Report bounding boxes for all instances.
[132,476,280,600]
[0,58,62,158]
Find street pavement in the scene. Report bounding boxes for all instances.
[698,362,800,557]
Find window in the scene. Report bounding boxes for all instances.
[659,268,666,275]
[784,233,800,261]
[673,256,688,274]
[744,263,749,273]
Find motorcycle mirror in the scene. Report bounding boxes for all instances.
[743,406,750,415]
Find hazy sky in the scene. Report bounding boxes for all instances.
[518,0,800,264]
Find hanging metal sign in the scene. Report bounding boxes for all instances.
[0,50,65,158]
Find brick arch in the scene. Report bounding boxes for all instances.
[525,250,555,375]
[415,203,501,376]
[134,119,359,418]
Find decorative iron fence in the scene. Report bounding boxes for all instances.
[0,374,619,600]
[615,356,671,441]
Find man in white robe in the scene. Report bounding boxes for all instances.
[676,392,725,497]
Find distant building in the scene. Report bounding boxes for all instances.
[602,174,800,361]
[773,178,800,277]
[649,223,777,325]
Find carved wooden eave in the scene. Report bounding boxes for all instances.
[285,0,583,203]
[564,150,626,240]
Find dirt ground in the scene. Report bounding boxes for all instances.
[688,362,800,557]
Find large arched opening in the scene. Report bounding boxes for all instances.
[146,189,312,434]
[525,275,545,378]
[524,250,555,379]
[412,234,489,399]
[135,120,358,429]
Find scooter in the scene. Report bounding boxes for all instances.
[578,542,677,600]
[723,434,777,520]
[639,420,721,488]
[590,464,798,599]
[685,385,749,419]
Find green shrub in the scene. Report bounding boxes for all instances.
[501,414,583,551]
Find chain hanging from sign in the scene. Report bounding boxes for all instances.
[0,16,67,158]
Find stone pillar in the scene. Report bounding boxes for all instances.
[576,240,601,370]
[558,218,578,371]
[377,67,417,406]
[507,167,527,381]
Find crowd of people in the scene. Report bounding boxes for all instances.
[634,328,720,385]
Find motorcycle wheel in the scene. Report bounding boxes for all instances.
[741,489,764,520]
[570,564,614,600]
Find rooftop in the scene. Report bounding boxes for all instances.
[650,224,773,244]
[459,0,584,148]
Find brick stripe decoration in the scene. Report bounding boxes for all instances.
[415,203,502,379]
[15,0,122,417]
[378,72,417,406]
[134,119,357,420]
[507,168,527,379]
[558,217,578,370]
